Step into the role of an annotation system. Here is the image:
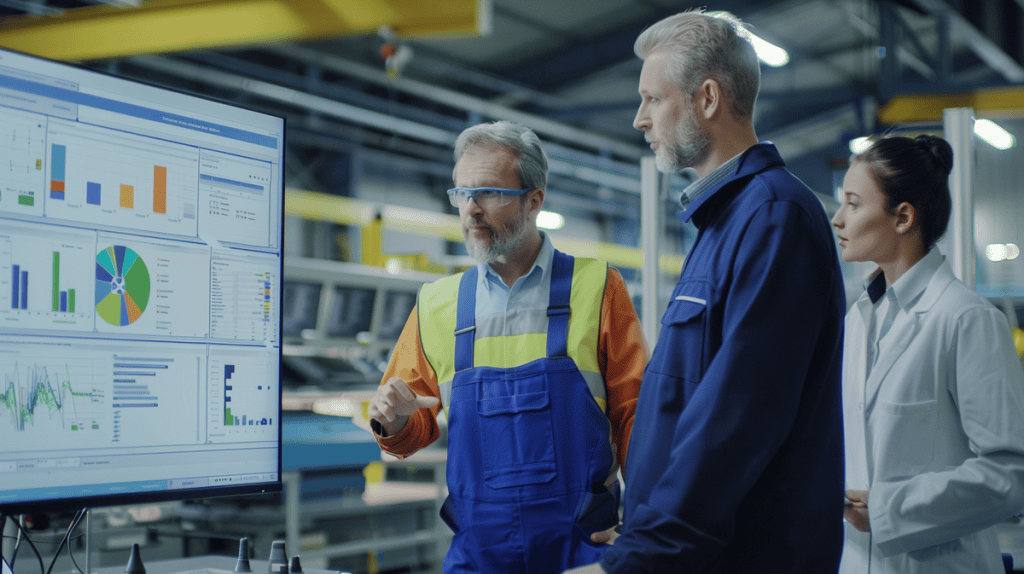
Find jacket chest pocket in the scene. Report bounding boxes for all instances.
[872,399,937,477]
[650,283,710,384]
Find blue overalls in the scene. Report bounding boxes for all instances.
[440,251,619,573]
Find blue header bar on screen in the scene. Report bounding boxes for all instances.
[0,73,280,149]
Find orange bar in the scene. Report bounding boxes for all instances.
[50,180,65,192]
[120,184,134,208]
[153,165,167,214]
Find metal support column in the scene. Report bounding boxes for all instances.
[640,156,663,347]
[284,471,301,563]
[942,108,976,288]
[879,2,900,101]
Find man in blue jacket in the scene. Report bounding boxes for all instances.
[568,9,846,574]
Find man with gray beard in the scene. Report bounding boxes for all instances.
[368,121,648,573]
[569,9,846,574]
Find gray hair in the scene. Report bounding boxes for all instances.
[453,121,548,190]
[634,10,761,119]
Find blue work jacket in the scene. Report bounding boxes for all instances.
[602,143,846,573]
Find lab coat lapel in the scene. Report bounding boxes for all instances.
[862,261,956,411]
[863,311,919,410]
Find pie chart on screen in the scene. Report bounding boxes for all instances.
[95,245,151,326]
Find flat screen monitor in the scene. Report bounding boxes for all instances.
[282,281,321,338]
[0,46,284,512]
[327,286,375,338]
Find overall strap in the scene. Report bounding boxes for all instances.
[453,266,478,372]
[546,250,574,358]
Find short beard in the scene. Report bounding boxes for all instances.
[656,103,711,173]
[465,200,532,264]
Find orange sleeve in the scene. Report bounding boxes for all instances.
[599,267,649,472]
[374,304,443,458]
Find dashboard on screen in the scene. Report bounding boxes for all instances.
[0,47,284,512]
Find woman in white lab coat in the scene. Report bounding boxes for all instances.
[832,134,1024,574]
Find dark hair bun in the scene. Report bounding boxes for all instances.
[915,134,953,176]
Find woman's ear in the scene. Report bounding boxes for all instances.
[894,201,916,234]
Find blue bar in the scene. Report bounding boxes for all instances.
[0,74,279,149]
[20,271,27,309]
[242,415,246,426]
[60,290,67,312]
[11,265,18,309]
[50,190,64,199]
[87,182,101,205]
[51,144,66,180]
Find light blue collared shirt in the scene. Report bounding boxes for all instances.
[473,231,556,337]
[863,248,944,374]
[678,151,745,209]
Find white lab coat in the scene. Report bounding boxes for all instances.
[840,254,1024,574]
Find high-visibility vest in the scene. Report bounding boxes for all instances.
[418,255,609,417]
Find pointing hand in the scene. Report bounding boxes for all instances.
[368,377,440,436]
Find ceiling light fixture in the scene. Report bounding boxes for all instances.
[974,119,1015,150]
[987,243,1020,262]
[849,136,872,154]
[748,34,790,67]
[707,11,789,67]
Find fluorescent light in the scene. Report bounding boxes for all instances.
[537,210,564,230]
[707,11,789,67]
[1007,243,1020,260]
[748,34,789,67]
[974,119,1015,150]
[849,136,872,154]
[986,243,1019,261]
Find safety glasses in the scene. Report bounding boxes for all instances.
[447,186,534,209]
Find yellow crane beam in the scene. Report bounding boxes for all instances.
[878,87,1024,125]
[285,189,686,275]
[0,0,488,61]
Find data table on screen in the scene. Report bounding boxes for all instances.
[198,149,273,248]
[209,250,279,344]
[0,221,95,331]
[44,119,200,238]
[93,234,212,338]
[0,107,46,217]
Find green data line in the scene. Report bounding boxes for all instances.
[52,251,59,312]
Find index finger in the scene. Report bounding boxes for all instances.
[387,377,418,402]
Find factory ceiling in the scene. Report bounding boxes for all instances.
[0,0,1021,220]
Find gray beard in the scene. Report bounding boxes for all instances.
[657,105,711,173]
[465,207,532,264]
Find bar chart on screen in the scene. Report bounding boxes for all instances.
[44,119,200,238]
[206,350,278,442]
[108,343,205,447]
[0,221,94,331]
[0,107,45,217]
